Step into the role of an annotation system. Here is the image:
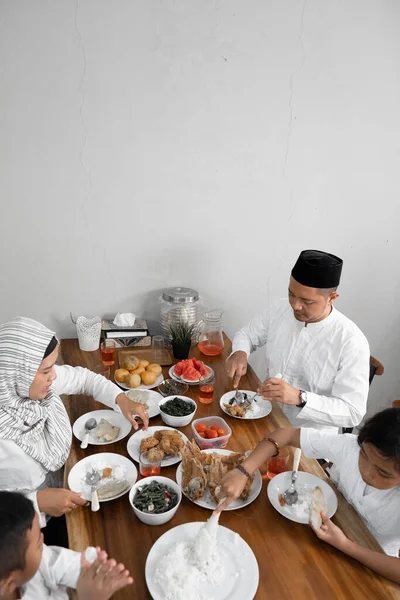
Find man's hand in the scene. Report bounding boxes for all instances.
[37,488,88,517]
[212,468,248,514]
[257,378,301,406]
[226,351,248,388]
[311,512,349,552]
[116,393,149,431]
[77,547,133,600]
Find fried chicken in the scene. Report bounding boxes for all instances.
[140,436,160,454]
[146,447,165,462]
[181,441,207,500]
[223,403,246,418]
[206,455,228,503]
[158,433,184,456]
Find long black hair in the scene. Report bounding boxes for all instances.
[358,408,400,471]
[0,492,35,581]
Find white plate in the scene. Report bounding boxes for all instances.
[176,448,262,511]
[68,452,137,502]
[127,426,189,467]
[220,390,272,420]
[125,389,162,419]
[267,471,338,524]
[168,365,215,386]
[145,522,259,600]
[72,410,132,445]
[115,373,164,391]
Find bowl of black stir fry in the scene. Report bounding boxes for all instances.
[129,476,182,525]
[158,395,197,427]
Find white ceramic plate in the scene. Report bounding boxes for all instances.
[115,373,164,391]
[176,448,262,511]
[72,410,132,445]
[267,471,338,524]
[127,426,189,467]
[220,390,272,420]
[145,522,259,600]
[68,452,137,502]
[125,389,162,419]
[168,365,214,386]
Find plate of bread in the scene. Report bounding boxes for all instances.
[115,355,163,390]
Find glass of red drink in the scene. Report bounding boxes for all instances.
[101,340,116,366]
[139,451,162,478]
[265,449,290,480]
[198,375,214,404]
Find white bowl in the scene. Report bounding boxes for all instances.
[158,395,197,427]
[129,476,182,525]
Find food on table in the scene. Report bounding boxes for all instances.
[126,389,149,408]
[160,397,195,417]
[146,447,165,463]
[147,363,163,376]
[158,379,188,397]
[82,463,130,500]
[223,392,261,418]
[125,373,141,389]
[130,366,145,375]
[309,486,327,530]
[121,356,140,371]
[138,359,149,368]
[115,368,129,383]
[155,515,223,598]
[141,371,157,386]
[180,440,254,503]
[173,358,210,382]
[194,422,227,439]
[133,480,179,514]
[94,419,120,442]
[224,402,246,417]
[139,429,185,462]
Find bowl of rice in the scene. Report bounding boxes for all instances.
[129,476,182,525]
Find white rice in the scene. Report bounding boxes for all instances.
[244,403,261,418]
[155,515,224,600]
[81,461,127,499]
[283,484,312,520]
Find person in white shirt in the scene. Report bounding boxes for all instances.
[0,317,149,527]
[226,249,370,432]
[0,491,133,600]
[215,408,400,584]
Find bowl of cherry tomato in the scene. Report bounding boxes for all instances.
[191,416,232,450]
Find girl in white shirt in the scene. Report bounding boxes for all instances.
[0,317,148,526]
[216,408,400,584]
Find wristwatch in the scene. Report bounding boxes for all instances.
[297,390,307,408]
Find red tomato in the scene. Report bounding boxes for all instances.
[205,429,218,439]
[195,423,207,432]
[217,428,225,437]
[210,425,219,432]
[198,431,206,438]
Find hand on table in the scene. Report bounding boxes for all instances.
[37,488,88,517]
[226,351,248,388]
[212,468,248,514]
[257,378,300,406]
[77,547,133,600]
[311,512,349,551]
[116,393,149,431]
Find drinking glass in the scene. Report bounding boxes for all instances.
[101,340,116,366]
[151,335,165,364]
[139,451,162,477]
[198,375,214,404]
[265,448,290,480]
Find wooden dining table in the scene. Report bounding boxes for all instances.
[61,335,400,600]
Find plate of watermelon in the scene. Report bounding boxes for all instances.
[169,358,214,385]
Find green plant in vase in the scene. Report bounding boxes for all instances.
[169,321,196,360]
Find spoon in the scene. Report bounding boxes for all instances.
[80,418,97,449]
[85,470,101,512]
[282,448,302,506]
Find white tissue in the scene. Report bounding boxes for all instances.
[113,312,136,327]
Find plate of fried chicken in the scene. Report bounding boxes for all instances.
[127,426,189,467]
[176,441,262,510]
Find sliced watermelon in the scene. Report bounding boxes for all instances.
[182,367,200,381]
[198,363,207,376]
[192,358,202,371]
[174,361,185,376]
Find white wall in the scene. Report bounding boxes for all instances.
[1,0,400,417]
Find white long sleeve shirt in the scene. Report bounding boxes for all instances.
[232,299,370,432]
[301,429,400,557]
[0,365,124,526]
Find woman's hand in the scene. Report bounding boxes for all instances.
[311,512,349,551]
[37,488,88,517]
[116,393,149,431]
[77,547,133,600]
[212,468,248,514]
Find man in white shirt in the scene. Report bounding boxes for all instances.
[0,491,133,600]
[227,249,370,432]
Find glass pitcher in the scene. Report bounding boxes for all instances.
[197,309,224,356]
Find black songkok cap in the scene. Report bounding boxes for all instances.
[291,250,343,288]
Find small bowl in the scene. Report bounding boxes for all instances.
[158,395,197,427]
[158,379,189,397]
[129,476,182,525]
[191,416,232,450]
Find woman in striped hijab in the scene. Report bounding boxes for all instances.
[0,317,148,528]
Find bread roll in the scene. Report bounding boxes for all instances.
[115,368,129,383]
[130,366,145,375]
[121,356,139,370]
[125,373,141,388]
[146,363,162,376]
[309,486,327,531]
[141,371,157,386]
[139,359,150,368]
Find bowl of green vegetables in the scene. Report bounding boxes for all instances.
[129,476,182,525]
[158,395,197,427]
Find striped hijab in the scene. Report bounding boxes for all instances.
[0,317,72,471]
